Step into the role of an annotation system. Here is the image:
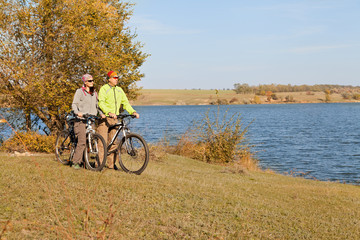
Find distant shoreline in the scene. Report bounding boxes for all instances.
[1,90,359,108]
[131,89,360,106]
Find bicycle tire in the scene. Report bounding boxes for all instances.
[117,133,149,175]
[84,132,107,171]
[55,130,73,165]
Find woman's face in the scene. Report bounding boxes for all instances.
[85,78,94,88]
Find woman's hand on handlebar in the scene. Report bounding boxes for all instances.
[79,114,100,120]
[108,112,117,119]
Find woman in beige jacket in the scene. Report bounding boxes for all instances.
[71,74,105,170]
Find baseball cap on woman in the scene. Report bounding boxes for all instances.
[107,71,119,79]
[82,74,93,83]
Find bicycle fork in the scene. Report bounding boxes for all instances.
[87,133,98,154]
[123,131,136,157]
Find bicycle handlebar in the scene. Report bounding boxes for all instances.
[75,114,135,121]
[116,114,136,119]
[77,114,102,121]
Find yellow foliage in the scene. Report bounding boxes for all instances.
[1,131,56,153]
[253,95,261,104]
[0,0,148,134]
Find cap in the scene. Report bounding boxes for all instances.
[82,74,93,83]
[107,71,118,79]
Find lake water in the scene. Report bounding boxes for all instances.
[129,103,360,185]
[1,103,359,184]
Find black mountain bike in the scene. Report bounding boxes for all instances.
[107,114,149,175]
[55,112,107,171]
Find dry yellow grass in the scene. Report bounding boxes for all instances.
[131,89,358,106]
[1,153,359,239]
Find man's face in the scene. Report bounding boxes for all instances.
[109,76,119,86]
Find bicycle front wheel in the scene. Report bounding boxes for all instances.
[84,133,107,171]
[55,130,73,165]
[118,133,149,175]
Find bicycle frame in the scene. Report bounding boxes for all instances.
[66,114,99,160]
[106,115,134,155]
[103,114,149,175]
[85,117,97,154]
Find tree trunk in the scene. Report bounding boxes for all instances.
[25,107,31,131]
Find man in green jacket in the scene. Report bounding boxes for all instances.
[98,71,139,169]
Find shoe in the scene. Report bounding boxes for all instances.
[72,164,81,170]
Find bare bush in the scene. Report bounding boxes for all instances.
[171,109,258,170]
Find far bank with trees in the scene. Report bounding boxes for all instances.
[131,84,360,106]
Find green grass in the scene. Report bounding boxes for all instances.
[0,153,359,239]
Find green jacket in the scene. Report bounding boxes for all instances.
[98,84,135,116]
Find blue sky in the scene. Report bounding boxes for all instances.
[128,0,360,89]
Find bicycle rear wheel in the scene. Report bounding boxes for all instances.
[117,133,149,175]
[84,133,107,171]
[55,130,73,165]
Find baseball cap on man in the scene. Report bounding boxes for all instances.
[107,71,119,79]
[82,74,93,83]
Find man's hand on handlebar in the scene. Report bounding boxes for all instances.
[133,112,140,119]
[108,112,139,119]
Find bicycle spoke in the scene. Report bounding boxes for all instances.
[55,131,72,165]
[118,134,149,174]
[84,133,107,171]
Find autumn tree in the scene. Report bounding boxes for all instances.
[324,89,331,103]
[266,91,272,102]
[0,0,148,134]
[233,83,253,94]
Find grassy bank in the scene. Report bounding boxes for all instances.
[131,89,358,106]
[0,153,359,239]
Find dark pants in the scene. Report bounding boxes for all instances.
[73,121,86,165]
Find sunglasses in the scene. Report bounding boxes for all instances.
[113,77,119,79]
[87,80,94,82]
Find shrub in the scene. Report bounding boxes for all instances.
[266,91,273,101]
[342,93,352,99]
[229,97,238,104]
[147,137,170,162]
[171,109,258,169]
[210,98,228,105]
[252,95,261,104]
[242,99,250,104]
[285,95,294,102]
[352,93,360,100]
[325,93,331,103]
[271,93,278,100]
[0,131,56,153]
